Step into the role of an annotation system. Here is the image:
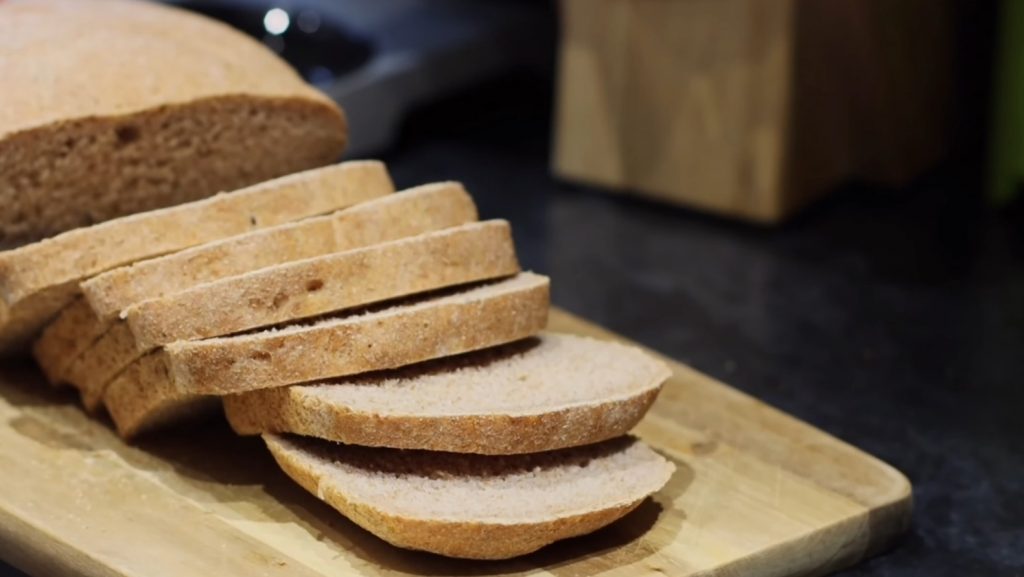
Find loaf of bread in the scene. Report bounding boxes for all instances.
[2,161,391,354]
[0,0,678,556]
[264,434,674,559]
[36,182,474,386]
[0,73,673,558]
[74,220,520,411]
[225,333,670,454]
[0,0,348,247]
[104,273,550,438]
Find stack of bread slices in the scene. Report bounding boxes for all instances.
[0,162,674,559]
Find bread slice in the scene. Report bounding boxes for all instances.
[225,333,670,454]
[36,181,475,385]
[68,321,136,412]
[104,273,550,438]
[81,182,477,324]
[1,0,347,247]
[73,220,520,411]
[31,298,102,385]
[0,161,393,354]
[264,433,675,559]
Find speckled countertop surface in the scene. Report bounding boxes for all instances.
[380,73,1024,576]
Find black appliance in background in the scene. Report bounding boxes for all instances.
[164,0,554,157]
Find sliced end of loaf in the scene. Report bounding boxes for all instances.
[0,94,346,248]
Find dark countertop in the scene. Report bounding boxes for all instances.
[381,72,1024,576]
[2,71,1020,576]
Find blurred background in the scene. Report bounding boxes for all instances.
[171,1,1019,575]
[8,0,1018,575]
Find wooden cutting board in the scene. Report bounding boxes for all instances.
[0,308,911,577]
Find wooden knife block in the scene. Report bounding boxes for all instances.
[553,0,954,222]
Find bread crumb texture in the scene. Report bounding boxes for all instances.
[224,333,671,454]
[297,333,667,416]
[265,433,674,558]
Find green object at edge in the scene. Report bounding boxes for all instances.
[992,0,1024,205]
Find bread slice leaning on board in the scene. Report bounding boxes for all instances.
[0,0,347,248]
[225,333,671,454]
[104,273,550,438]
[72,219,518,411]
[2,161,392,355]
[264,433,675,560]
[36,181,477,390]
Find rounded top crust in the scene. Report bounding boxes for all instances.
[0,0,336,138]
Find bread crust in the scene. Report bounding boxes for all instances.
[73,218,515,409]
[30,298,105,385]
[0,0,334,137]
[1,1,352,246]
[3,162,392,353]
[230,388,662,455]
[105,274,550,438]
[126,220,519,350]
[166,274,550,395]
[44,182,475,390]
[80,182,476,323]
[263,434,674,560]
[224,333,671,454]
[68,321,136,412]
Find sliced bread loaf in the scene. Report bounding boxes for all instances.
[1,161,393,353]
[73,220,520,411]
[1,0,347,246]
[36,181,475,384]
[104,273,550,438]
[264,433,675,559]
[224,333,670,454]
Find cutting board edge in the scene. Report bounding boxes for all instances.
[552,307,914,517]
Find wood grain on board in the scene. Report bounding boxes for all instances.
[0,308,911,576]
